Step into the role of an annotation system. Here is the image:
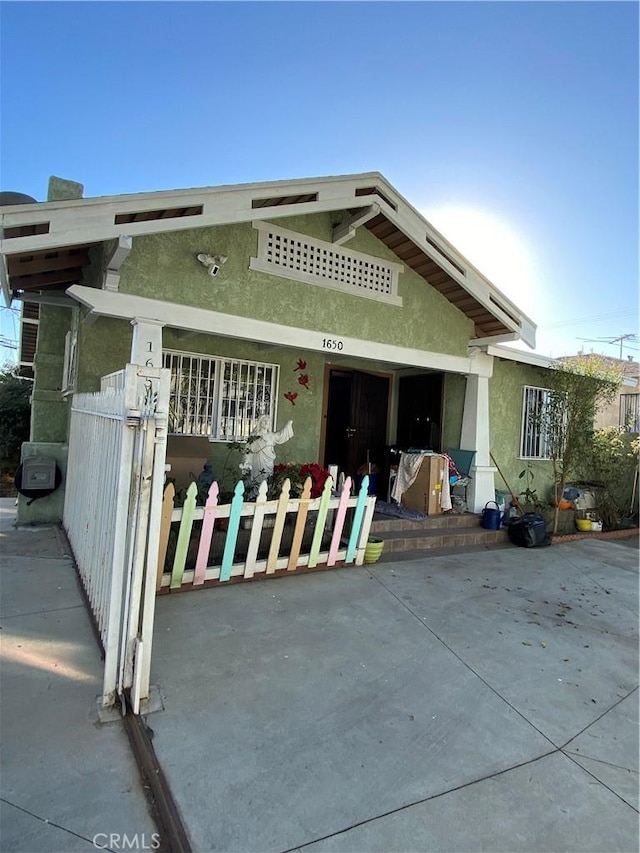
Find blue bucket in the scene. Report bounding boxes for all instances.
[481,501,502,530]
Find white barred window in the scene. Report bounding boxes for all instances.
[520,386,552,459]
[620,394,640,433]
[163,350,279,440]
[250,221,403,305]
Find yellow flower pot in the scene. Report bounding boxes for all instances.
[364,537,384,564]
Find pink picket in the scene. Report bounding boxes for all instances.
[327,476,352,566]
[194,481,219,585]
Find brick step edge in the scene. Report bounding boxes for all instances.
[552,528,638,545]
[378,527,509,554]
[371,513,481,533]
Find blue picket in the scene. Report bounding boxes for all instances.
[346,475,369,563]
[220,480,245,581]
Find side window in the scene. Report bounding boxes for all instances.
[520,385,552,459]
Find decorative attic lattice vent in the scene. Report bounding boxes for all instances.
[250,221,403,306]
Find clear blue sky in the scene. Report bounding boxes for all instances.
[1,0,638,363]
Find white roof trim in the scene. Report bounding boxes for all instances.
[484,344,555,369]
[1,171,536,346]
[66,284,490,377]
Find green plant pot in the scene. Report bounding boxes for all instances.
[364,536,384,564]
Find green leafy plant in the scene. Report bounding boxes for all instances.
[0,367,31,464]
[531,356,621,533]
[580,428,639,528]
[518,463,541,508]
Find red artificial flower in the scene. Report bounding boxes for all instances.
[300,463,330,498]
[284,391,298,405]
[294,359,307,372]
[297,374,310,390]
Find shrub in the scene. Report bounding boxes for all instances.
[582,428,639,528]
[0,367,31,464]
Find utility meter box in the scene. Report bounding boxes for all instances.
[21,457,58,491]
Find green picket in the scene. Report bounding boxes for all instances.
[308,476,333,568]
[170,481,198,589]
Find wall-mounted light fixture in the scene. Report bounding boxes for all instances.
[197,253,228,277]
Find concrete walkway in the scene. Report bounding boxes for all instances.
[149,535,639,852]
[0,499,159,852]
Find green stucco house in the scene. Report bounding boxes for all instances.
[1,172,558,523]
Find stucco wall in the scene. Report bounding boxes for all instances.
[30,305,72,442]
[76,313,132,393]
[117,213,474,358]
[489,358,555,501]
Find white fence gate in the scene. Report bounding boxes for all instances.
[63,363,169,712]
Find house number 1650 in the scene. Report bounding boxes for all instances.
[322,338,344,351]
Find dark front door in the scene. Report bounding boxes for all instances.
[396,373,443,451]
[323,369,390,491]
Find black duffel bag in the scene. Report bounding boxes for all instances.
[507,513,552,548]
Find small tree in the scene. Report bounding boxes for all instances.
[536,356,621,533]
[0,366,32,465]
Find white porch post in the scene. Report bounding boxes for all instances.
[131,318,164,366]
[461,352,496,513]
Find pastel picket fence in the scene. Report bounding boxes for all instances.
[157,475,377,592]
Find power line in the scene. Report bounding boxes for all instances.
[577,334,638,359]
[542,309,638,331]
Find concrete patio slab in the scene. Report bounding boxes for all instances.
[563,690,639,807]
[148,538,638,852]
[150,573,554,850]
[296,751,638,853]
[0,800,99,852]
[0,554,78,619]
[369,543,638,745]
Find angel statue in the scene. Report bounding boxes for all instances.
[240,415,294,486]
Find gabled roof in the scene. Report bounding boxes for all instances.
[1,172,536,352]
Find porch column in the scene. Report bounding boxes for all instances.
[131,317,164,367]
[461,352,496,513]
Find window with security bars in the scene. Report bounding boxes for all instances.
[162,351,279,440]
[250,221,403,305]
[520,386,553,459]
[620,394,640,433]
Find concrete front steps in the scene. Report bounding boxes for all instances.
[370,511,510,560]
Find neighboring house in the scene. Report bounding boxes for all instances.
[558,353,640,434]
[609,359,639,434]
[1,172,562,522]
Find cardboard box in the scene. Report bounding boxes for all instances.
[401,454,446,515]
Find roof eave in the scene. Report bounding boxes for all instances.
[0,171,536,345]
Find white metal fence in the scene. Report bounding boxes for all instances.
[63,363,169,711]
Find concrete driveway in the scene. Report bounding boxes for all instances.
[149,537,639,852]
